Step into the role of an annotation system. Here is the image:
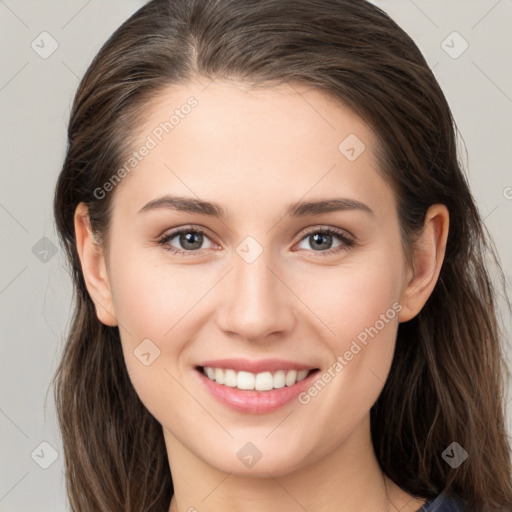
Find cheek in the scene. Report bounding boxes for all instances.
[302,246,406,350]
[108,256,207,427]
[106,248,224,416]
[295,245,406,406]
[108,249,210,346]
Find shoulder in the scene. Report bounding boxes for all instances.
[420,493,465,511]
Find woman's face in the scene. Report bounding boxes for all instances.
[93,79,416,476]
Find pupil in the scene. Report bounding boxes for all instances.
[181,232,203,250]
[311,233,332,250]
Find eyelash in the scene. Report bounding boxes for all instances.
[156,225,356,257]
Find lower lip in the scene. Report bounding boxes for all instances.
[195,367,320,415]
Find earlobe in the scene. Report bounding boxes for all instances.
[74,202,118,327]
[398,204,449,323]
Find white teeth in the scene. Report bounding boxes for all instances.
[255,371,274,391]
[273,370,286,389]
[285,370,297,386]
[202,367,312,391]
[224,369,237,387]
[237,371,255,390]
[297,370,309,382]
[214,367,224,385]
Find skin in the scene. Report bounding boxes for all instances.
[74,79,449,512]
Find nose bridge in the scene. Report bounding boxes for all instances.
[216,241,294,340]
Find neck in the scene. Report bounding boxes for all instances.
[165,415,425,512]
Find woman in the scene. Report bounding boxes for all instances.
[52,0,512,510]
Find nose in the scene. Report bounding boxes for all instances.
[215,247,296,342]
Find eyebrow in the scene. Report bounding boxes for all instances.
[137,195,375,218]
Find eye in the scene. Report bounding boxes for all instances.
[157,225,356,257]
[157,226,217,255]
[295,227,355,255]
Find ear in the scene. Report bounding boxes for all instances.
[398,204,449,323]
[74,202,118,327]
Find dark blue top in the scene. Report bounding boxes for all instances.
[421,494,464,511]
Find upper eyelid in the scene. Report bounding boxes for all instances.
[296,225,353,240]
[160,224,216,240]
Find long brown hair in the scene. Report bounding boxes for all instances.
[52,0,512,510]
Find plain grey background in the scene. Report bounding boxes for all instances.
[1,1,511,510]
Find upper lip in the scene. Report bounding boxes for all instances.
[197,358,318,374]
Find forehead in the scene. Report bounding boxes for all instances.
[111,79,392,219]
[138,78,374,153]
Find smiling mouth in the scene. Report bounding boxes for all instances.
[196,366,320,392]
